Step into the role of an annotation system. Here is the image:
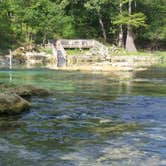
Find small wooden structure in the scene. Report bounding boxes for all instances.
[60,39,95,49]
[49,39,109,67]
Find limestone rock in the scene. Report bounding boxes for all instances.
[0,84,51,98]
[13,85,51,98]
[0,93,31,114]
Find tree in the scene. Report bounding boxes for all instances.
[126,0,137,51]
[113,0,146,51]
[0,0,165,52]
[118,1,124,47]
[137,0,166,50]
[84,0,109,41]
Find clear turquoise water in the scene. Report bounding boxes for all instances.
[0,68,166,166]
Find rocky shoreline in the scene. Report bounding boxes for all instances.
[0,83,51,115]
[0,49,165,115]
[0,53,165,115]
[0,44,165,70]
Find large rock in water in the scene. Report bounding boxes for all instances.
[0,83,51,115]
[0,84,51,98]
[13,85,51,98]
[0,93,31,115]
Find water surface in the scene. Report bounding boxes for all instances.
[0,67,166,166]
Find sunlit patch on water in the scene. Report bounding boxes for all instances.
[0,67,166,165]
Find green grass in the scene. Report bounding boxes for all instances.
[66,49,89,56]
[37,47,89,56]
[152,51,166,56]
[38,46,52,55]
[126,51,153,56]
[107,44,166,56]
[112,48,166,57]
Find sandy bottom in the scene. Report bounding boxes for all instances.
[47,64,147,72]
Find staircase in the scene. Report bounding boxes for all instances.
[90,40,109,57]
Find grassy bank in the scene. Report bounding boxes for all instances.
[65,47,166,57]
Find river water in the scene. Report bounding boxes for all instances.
[0,68,166,166]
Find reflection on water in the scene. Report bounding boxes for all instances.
[0,67,166,165]
[9,71,13,82]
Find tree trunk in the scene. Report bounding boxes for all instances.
[126,26,137,51]
[125,0,137,52]
[26,24,30,43]
[118,2,124,47]
[98,14,107,41]
[43,33,47,44]
[118,25,124,47]
[20,22,23,34]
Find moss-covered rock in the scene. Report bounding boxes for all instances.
[88,123,142,134]
[12,85,51,98]
[0,84,51,98]
[0,93,31,115]
[0,83,51,115]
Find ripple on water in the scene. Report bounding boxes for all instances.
[0,68,166,165]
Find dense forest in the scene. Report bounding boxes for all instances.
[0,0,166,53]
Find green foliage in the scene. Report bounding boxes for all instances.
[113,12,147,28]
[66,49,89,56]
[37,46,52,55]
[137,0,166,42]
[0,0,165,52]
[84,0,110,13]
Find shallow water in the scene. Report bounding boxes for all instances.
[0,67,166,166]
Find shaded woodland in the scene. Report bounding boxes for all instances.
[0,0,166,53]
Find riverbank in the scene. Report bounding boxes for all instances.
[47,64,146,72]
[47,54,165,72]
[0,46,166,72]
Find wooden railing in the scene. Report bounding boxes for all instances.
[59,39,95,48]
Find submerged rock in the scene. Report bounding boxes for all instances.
[89,123,142,134]
[0,84,51,98]
[0,83,51,115]
[13,85,51,98]
[0,93,31,115]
